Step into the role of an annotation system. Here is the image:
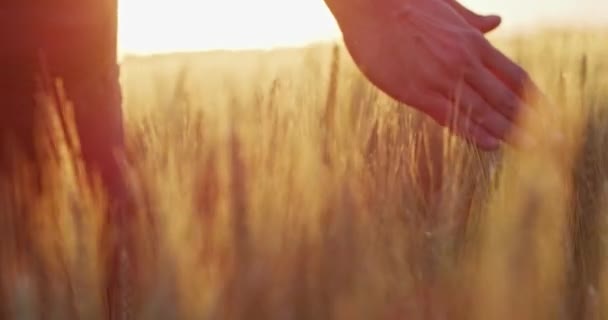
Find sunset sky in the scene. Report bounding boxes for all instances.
[118,0,607,56]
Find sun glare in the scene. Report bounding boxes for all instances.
[118,0,606,58]
[118,0,341,57]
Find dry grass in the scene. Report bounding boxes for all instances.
[1,29,608,319]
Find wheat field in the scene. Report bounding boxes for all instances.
[1,29,608,320]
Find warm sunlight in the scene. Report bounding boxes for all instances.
[118,0,607,57]
[118,0,340,56]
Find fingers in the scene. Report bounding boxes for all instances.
[451,110,501,151]
[466,63,521,121]
[454,83,512,140]
[446,0,501,33]
[418,32,537,149]
[478,39,540,98]
[461,63,539,148]
[409,91,500,150]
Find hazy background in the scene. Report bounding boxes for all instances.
[118,0,607,56]
[462,0,607,29]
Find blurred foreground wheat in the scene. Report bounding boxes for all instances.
[1,29,608,320]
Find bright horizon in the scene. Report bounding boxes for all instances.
[118,0,607,57]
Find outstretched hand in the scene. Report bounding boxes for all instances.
[332,0,538,150]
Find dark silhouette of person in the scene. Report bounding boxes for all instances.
[1,1,124,195]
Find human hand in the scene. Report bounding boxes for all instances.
[336,0,538,150]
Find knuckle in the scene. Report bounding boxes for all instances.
[473,108,491,125]
[501,92,519,111]
[507,61,529,81]
[512,66,529,82]
[516,69,532,90]
[466,97,493,125]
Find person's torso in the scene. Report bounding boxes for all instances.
[1,0,118,81]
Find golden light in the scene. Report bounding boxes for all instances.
[118,0,605,58]
[118,0,341,57]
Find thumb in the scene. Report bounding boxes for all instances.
[470,14,502,33]
[448,1,502,33]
